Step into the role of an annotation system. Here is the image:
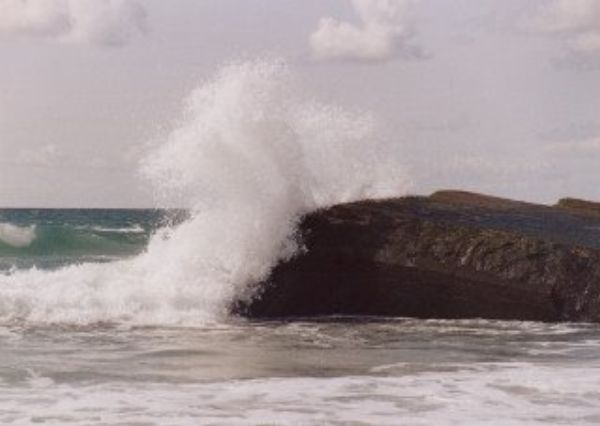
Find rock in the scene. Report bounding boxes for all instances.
[556,198,600,218]
[234,191,600,322]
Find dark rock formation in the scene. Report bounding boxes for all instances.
[235,191,600,322]
[556,198,600,218]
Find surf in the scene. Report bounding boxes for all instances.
[0,221,148,258]
[0,223,36,248]
[0,59,410,326]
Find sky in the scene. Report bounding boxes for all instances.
[0,0,599,208]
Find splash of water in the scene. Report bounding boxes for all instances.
[0,223,36,248]
[0,59,410,326]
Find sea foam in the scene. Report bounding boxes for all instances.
[0,223,36,248]
[0,59,410,325]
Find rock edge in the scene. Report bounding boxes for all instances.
[235,191,600,322]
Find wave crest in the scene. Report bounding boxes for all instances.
[0,223,36,248]
[0,59,410,326]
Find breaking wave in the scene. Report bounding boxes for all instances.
[0,223,36,248]
[0,223,148,257]
[0,59,410,326]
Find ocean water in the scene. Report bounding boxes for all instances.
[2,214,600,425]
[0,209,168,271]
[1,60,599,424]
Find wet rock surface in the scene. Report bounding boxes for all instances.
[236,191,600,322]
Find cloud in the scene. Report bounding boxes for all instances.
[527,0,600,54]
[546,136,600,156]
[444,155,549,179]
[309,0,425,62]
[14,144,61,167]
[0,0,147,47]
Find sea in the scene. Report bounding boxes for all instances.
[1,60,599,424]
[1,211,600,425]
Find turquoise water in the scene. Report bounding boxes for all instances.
[0,209,183,270]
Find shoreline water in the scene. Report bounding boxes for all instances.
[1,317,599,425]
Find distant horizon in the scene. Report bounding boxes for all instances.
[2,187,600,211]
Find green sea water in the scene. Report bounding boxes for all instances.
[0,209,184,271]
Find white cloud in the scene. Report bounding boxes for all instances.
[14,144,61,167]
[445,155,549,179]
[309,0,425,62]
[0,0,147,47]
[546,136,600,156]
[571,31,600,52]
[527,0,600,54]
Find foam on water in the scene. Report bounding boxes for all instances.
[0,315,597,424]
[0,223,36,248]
[2,364,600,425]
[79,225,146,234]
[0,59,409,326]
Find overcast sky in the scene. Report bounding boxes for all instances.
[1,0,599,208]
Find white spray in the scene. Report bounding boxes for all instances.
[0,60,410,326]
[0,223,36,248]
